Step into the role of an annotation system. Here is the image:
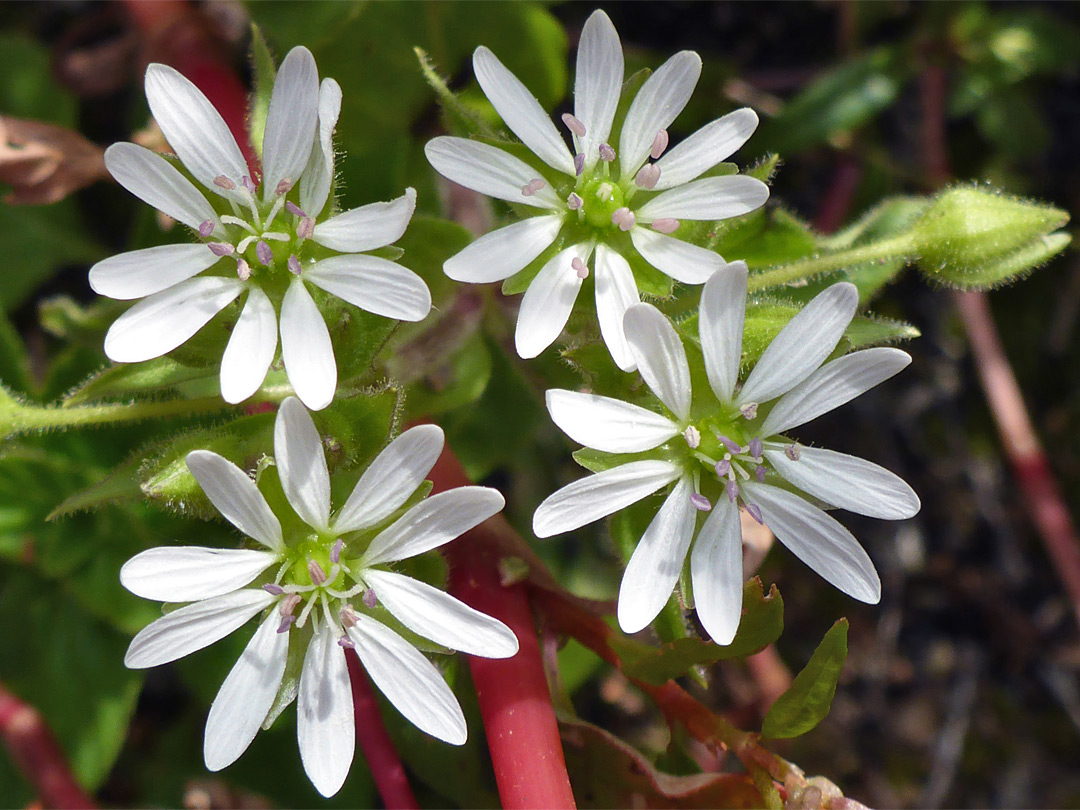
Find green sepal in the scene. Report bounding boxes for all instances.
[762,618,848,739]
[63,358,219,406]
[249,23,277,160]
[612,579,784,686]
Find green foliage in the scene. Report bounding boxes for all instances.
[249,24,278,160]
[762,619,849,739]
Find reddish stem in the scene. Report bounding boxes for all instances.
[121,0,258,173]
[430,450,576,810]
[345,656,420,810]
[0,683,96,809]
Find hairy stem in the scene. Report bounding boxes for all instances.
[748,234,914,291]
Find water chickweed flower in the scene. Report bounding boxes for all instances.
[121,397,517,797]
[90,47,431,411]
[533,264,920,644]
[425,9,769,370]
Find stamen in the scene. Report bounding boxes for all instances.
[727,481,739,502]
[236,235,256,254]
[717,434,742,454]
[286,201,306,218]
[256,240,274,267]
[308,560,328,586]
[261,231,290,242]
[611,207,636,231]
[338,635,356,649]
[574,153,585,176]
[220,215,258,235]
[651,218,680,234]
[339,606,359,628]
[363,589,378,609]
[521,178,546,197]
[288,255,302,275]
[208,242,235,257]
[236,258,251,281]
[330,538,343,564]
[756,465,766,482]
[571,257,589,279]
[279,593,302,616]
[199,219,215,237]
[690,493,712,512]
[598,143,616,162]
[277,615,296,634]
[634,164,661,190]
[650,129,669,160]
[740,403,759,420]
[683,425,701,449]
[297,217,315,239]
[785,443,801,461]
[214,175,236,191]
[296,594,318,628]
[262,195,287,231]
[567,192,584,210]
[262,583,284,595]
[715,458,731,477]
[241,176,257,194]
[275,178,293,196]
[561,113,587,137]
[746,503,764,525]
[749,437,764,459]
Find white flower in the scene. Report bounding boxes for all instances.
[533,265,919,644]
[90,47,431,411]
[424,9,769,370]
[121,397,517,797]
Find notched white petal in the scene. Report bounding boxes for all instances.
[425,137,562,210]
[545,389,677,453]
[574,9,624,169]
[185,449,283,549]
[444,216,562,284]
[121,547,277,602]
[690,497,744,645]
[305,254,431,322]
[280,280,336,411]
[89,243,220,301]
[652,108,759,190]
[104,143,219,231]
[623,303,692,420]
[298,626,354,798]
[629,227,722,285]
[262,46,320,202]
[274,396,331,531]
[619,51,702,180]
[514,243,588,360]
[220,286,277,405]
[593,243,640,371]
[699,262,748,402]
[312,188,416,253]
[636,174,769,222]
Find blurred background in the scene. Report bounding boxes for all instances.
[1,2,1079,807]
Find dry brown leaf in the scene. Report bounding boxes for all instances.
[0,115,108,205]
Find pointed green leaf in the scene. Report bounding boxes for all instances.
[762,619,848,739]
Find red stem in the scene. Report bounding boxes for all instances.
[0,683,96,809]
[346,656,420,810]
[430,449,576,810]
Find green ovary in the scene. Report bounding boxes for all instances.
[579,176,626,229]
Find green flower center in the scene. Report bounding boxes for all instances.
[579,176,627,229]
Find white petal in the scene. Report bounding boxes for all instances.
[261,46,319,202]
[636,175,769,222]
[347,615,467,745]
[298,626,355,798]
[623,303,691,420]
[363,487,504,566]
[618,51,702,180]
[300,78,343,218]
[742,482,880,604]
[124,589,274,669]
[89,244,220,301]
[305,255,431,322]
[363,570,518,658]
[185,449,283,550]
[424,137,562,210]
[545,389,678,453]
[761,348,912,436]
[617,478,697,633]
[574,10,623,169]
[653,108,760,190]
[220,287,278,404]
[689,497,744,645]
[738,282,858,406]
[593,243,640,371]
[629,227,723,285]
[514,243,587,360]
[699,262,748,402]
[144,63,248,198]
[472,46,575,175]
[280,280,336,411]
[532,460,681,538]
[765,446,920,520]
[444,215,563,283]
[104,143,219,231]
[103,277,242,363]
[121,547,277,602]
[204,611,289,770]
[274,396,331,531]
[334,424,445,534]
[312,188,416,253]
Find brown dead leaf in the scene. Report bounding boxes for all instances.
[0,116,108,205]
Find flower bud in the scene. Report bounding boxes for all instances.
[912,186,1070,288]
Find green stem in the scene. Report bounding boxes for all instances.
[748,233,916,291]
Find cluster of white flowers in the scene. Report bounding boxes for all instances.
[96,11,921,801]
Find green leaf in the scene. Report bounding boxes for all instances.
[0,311,32,395]
[614,580,784,686]
[762,619,849,739]
[63,357,218,405]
